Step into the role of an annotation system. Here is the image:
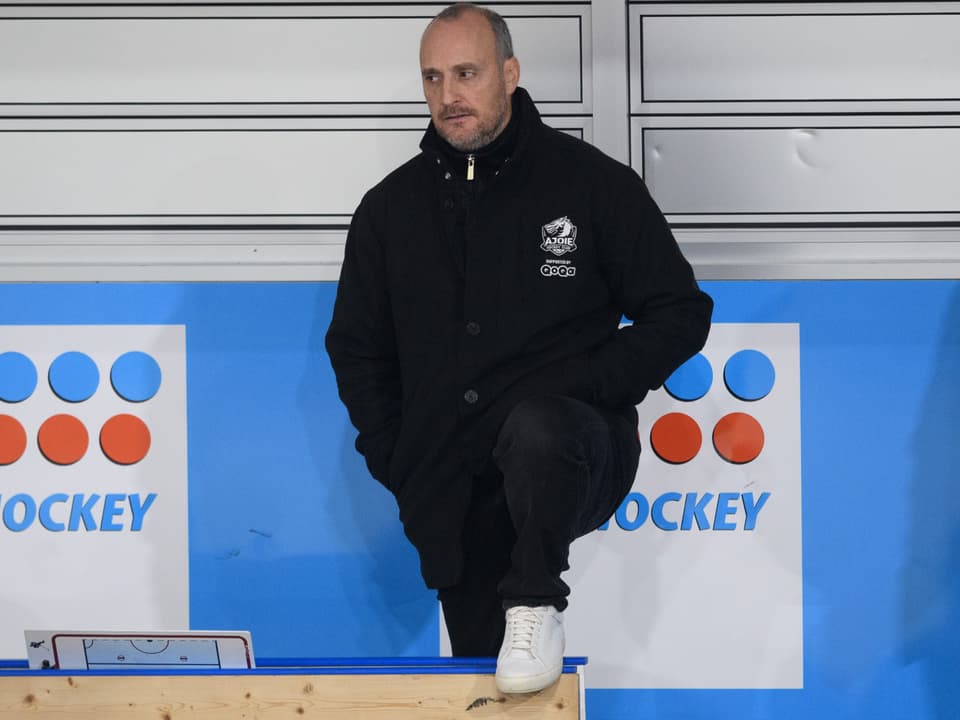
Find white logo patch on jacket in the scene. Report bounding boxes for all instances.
[540,216,578,256]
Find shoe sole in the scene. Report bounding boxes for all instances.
[495,664,563,694]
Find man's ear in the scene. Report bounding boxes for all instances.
[504,57,520,94]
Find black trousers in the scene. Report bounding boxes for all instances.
[438,394,641,657]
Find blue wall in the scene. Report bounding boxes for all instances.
[2,280,957,719]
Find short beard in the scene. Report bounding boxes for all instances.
[440,93,510,152]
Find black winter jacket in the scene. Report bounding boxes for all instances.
[326,88,713,588]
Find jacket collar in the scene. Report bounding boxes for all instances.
[419,86,542,170]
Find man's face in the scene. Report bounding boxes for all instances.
[420,11,520,152]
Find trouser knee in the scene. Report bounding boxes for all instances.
[494,395,589,466]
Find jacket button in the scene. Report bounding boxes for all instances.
[444,198,455,209]
[465,321,480,335]
[444,171,452,180]
[463,389,479,404]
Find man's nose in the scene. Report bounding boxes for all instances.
[440,78,460,107]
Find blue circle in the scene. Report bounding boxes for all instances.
[111,351,162,402]
[724,349,776,401]
[0,352,38,403]
[664,353,713,401]
[48,351,100,402]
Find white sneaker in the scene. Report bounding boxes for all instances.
[495,605,565,694]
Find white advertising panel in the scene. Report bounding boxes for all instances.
[566,323,802,688]
[0,326,188,658]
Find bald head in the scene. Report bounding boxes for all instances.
[428,3,514,64]
[420,4,520,151]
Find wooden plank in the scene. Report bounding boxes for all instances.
[0,672,580,719]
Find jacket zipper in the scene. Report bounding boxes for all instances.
[466,154,475,181]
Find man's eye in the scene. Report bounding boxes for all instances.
[460,71,475,79]
[424,74,439,83]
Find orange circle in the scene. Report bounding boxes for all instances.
[713,412,765,464]
[100,414,151,465]
[650,412,702,464]
[0,415,28,465]
[38,414,89,465]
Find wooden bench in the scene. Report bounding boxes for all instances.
[0,657,585,719]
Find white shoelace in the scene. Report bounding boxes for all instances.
[505,606,542,654]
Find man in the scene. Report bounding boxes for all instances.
[325,3,713,694]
